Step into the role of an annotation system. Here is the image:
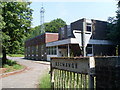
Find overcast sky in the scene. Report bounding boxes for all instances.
[30,0,117,27]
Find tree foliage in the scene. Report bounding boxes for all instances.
[1,2,33,64]
[27,18,66,39]
[107,1,120,44]
[116,1,120,44]
[45,18,66,33]
[107,1,120,55]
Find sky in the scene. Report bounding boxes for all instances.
[30,0,118,27]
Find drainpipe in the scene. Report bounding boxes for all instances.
[68,44,70,57]
[57,46,59,57]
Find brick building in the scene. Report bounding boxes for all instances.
[25,18,115,61]
[24,33,58,60]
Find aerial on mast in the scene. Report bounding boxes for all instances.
[40,3,45,34]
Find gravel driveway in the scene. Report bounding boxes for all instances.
[1,57,50,88]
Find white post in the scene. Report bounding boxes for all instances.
[68,44,70,57]
[89,57,95,89]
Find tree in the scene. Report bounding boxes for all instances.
[45,18,66,33]
[27,18,66,39]
[107,1,120,55]
[1,2,33,64]
[116,1,120,44]
[107,16,117,40]
[0,3,5,57]
[108,1,120,43]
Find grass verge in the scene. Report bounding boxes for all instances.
[3,59,24,73]
[0,55,2,58]
[38,73,51,88]
[8,54,24,57]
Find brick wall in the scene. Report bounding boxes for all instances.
[24,33,58,60]
[45,33,58,43]
[95,56,120,89]
[93,45,116,56]
[71,19,84,38]
[25,33,45,47]
[92,20,108,40]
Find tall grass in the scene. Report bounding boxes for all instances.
[39,74,51,88]
[0,55,2,58]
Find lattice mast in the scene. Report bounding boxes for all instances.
[40,3,45,34]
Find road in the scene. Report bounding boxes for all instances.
[1,57,50,88]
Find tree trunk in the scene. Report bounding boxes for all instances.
[2,48,7,66]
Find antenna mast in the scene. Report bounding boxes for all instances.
[40,3,45,34]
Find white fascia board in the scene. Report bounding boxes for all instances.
[46,38,78,47]
[89,39,113,45]
[46,38,71,47]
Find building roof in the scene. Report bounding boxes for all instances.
[46,38,113,47]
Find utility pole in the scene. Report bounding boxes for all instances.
[40,3,45,60]
[40,3,45,34]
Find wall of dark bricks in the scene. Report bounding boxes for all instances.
[95,56,120,89]
[24,33,58,60]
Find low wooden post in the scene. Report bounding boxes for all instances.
[89,75,94,89]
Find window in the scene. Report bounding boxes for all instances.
[41,44,44,55]
[32,46,34,56]
[28,47,30,52]
[25,47,27,56]
[47,47,49,55]
[86,23,92,32]
[53,47,57,55]
[67,25,71,37]
[47,46,57,55]
[87,45,92,54]
[87,26,91,32]
[51,47,53,55]
[36,45,38,56]
[54,47,57,55]
[87,48,92,54]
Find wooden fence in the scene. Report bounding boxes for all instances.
[50,57,95,89]
[50,56,120,89]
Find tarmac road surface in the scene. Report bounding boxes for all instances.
[1,57,50,88]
